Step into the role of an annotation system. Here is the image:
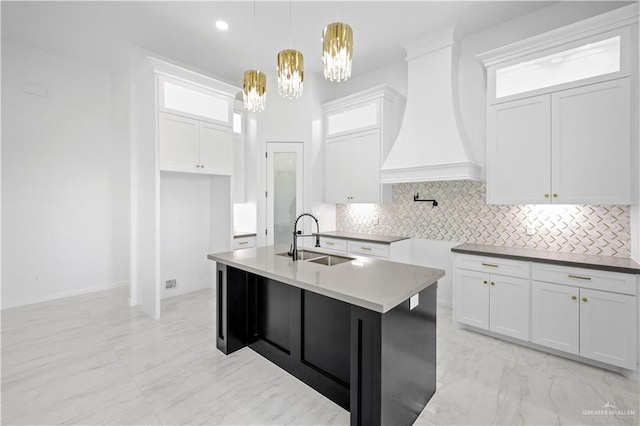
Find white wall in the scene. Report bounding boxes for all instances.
[316,61,408,104]
[1,41,130,308]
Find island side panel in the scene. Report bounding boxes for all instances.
[350,283,437,426]
[216,263,248,355]
[381,283,437,425]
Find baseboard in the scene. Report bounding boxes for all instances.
[2,280,129,310]
[437,298,452,309]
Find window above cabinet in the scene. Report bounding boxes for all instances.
[478,4,637,105]
[495,34,622,99]
[159,76,231,124]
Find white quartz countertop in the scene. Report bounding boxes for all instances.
[208,245,444,314]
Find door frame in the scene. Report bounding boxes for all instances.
[265,142,304,246]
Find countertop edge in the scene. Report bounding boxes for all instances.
[318,231,410,244]
[208,253,443,313]
[451,246,640,275]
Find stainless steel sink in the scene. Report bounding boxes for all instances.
[277,250,355,266]
[277,249,325,261]
[307,254,355,266]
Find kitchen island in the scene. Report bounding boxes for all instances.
[208,245,444,426]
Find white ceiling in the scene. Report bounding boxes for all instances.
[0,1,625,86]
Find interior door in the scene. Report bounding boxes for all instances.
[266,142,303,246]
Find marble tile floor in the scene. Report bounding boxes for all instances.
[1,286,638,425]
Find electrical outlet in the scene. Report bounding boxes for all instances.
[166,279,177,289]
[526,225,535,235]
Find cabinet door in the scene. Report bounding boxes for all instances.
[579,288,637,369]
[531,281,579,354]
[199,121,232,175]
[454,269,489,330]
[325,136,350,203]
[350,129,381,203]
[487,95,551,204]
[489,275,530,341]
[551,78,631,204]
[159,112,199,172]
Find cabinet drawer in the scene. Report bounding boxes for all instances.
[319,237,347,253]
[347,240,389,258]
[455,254,529,279]
[233,236,256,250]
[532,263,636,295]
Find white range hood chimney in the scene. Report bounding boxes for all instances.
[380,26,480,183]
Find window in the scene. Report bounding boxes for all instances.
[162,80,229,123]
[233,112,242,134]
[496,36,621,99]
[327,103,378,136]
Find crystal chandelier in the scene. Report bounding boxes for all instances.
[277,49,304,99]
[277,1,303,99]
[243,1,266,112]
[322,22,353,82]
[243,70,267,112]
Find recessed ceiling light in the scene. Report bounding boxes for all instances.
[215,20,229,31]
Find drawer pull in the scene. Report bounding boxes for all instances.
[490,282,495,286]
[483,280,488,285]
[568,274,591,281]
[582,297,588,303]
[325,242,335,246]
[361,247,372,251]
[482,262,498,267]
[239,241,248,245]
[571,295,577,300]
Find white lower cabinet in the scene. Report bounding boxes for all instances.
[532,280,637,369]
[455,252,638,371]
[579,288,636,369]
[531,281,579,354]
[455,269,490,329]
[454,255,530,341]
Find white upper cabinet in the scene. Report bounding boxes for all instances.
[199,121,232,175]
[159,113,199,173]
[551,78,631,204]
[480,5,637,205]
[487,95,551,204]
[159,113,232,175]
[322,85,403,204]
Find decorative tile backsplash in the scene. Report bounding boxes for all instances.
[336,181,631,257]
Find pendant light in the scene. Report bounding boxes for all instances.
[322,6,353,83]
[277,1,304,98]
[243,1,266,112]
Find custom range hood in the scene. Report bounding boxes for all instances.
[380,26,480,183]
